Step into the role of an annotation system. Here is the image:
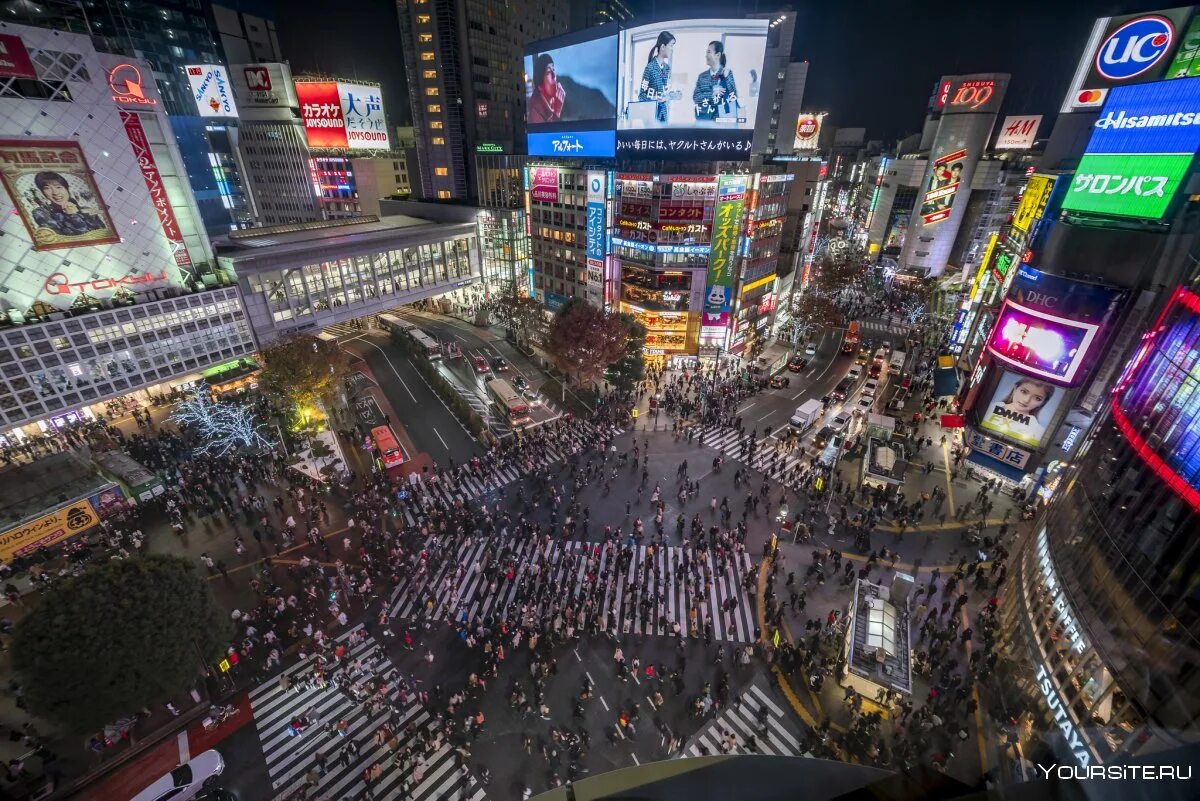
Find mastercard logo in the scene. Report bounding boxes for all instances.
[1076,88,1106,105]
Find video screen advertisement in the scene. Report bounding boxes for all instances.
[978,368,1068,448]
[525,24,618,158]
[616,18,768,159]
[986,267,1125,386]
[1062,76,1200,220]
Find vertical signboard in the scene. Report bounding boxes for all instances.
[529,167,559,202]
[586,170,605,287]
[793,112,826,151]
[995,114,1041,149]
[702,175,747,331]
[119,112,191,267]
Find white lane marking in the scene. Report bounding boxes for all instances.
[358,340,417,402]
[600,695,610,712]
[432,426,449,450]
[177,730,190,763]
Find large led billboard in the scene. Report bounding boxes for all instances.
[987,300,1100,385]
[295,81,390,150]
[979,369,1067,449]
[793,113,826,151]
[616,18,768,160]
[1063,76,1200,220]
[702,175,747,329]
[185,64,238,118]
[525,24,618,158]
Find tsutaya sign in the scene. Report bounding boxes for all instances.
[1036,526,1088,654]
[1035,662,1092,768]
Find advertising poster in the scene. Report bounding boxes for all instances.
[883,215,907,252]
[296,81,345,148]
[586,170,605,285]
[0,499,99,564]
[119,113,191,267]
[0,139,120,252]
[702,175,747,329]
[525,25,618,159]
[793,112,826,151]
[1167,15,1200,78]
[1011,174,1057,234]
[978,368,1066,448]
[295,81,389,150]
[919,147,967,225]
[185,64,238,118]
[987,299,1101,385]
[1063,152,1193,220]
[616,18,768,159]
[0,33,36,79]
[338,82,390,149]
[529,167,559,203]
[995,114,1041,149]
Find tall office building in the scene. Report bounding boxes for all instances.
[1,0,275,235]
[748,12,805,156]
[395,0,571,201]
[226,61,322,226]
[570,0,633,29]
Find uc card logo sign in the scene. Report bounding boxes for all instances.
[1095,15,1175,81]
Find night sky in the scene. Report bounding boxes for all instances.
[276,0,1177,143]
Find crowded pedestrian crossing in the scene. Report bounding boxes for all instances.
[397,422,627,525]
[858,318,911,338]
[386,538,758,643]
[681,680,807,758]
[250,625,487,801]
[696,425,832,490]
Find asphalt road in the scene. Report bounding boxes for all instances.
[339,331,482,467]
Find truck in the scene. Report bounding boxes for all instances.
[789,398,824,432]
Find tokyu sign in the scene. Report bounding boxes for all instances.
[1062,152,1193,219]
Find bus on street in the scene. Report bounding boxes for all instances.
[409,329,442,360]
[378,313,416,337]
[487,378,531,426]
[370,425,406,470]
[843,321,861,354]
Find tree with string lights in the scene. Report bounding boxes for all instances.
[169,386,274,456]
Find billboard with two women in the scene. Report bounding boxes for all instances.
[524,19,769,160]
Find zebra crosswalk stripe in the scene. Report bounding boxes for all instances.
[682,682,806,759]
[385,540,756,642]
[248,633,487,801]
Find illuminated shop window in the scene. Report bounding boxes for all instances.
[420,51,435,61]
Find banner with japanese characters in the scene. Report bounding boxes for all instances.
[0,139,120,252]
[295,80,390,150]
[702,175,747,331]
[120,112,190,267]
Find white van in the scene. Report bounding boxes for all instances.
[889,350,907,376]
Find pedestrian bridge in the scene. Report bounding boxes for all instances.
[214,216,480,345]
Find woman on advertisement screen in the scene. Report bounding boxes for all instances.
[528,53,565,124]
[693,40,738,121]
[638,31,676,123]
[985,376,1055,446]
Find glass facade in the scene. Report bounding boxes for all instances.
[243,239,475,326]
[0,288,253,431]
[1001,286,1200,767]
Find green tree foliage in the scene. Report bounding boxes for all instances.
[546,301,630,389]
[259,334,353,411]
[12,555,230,733]
[606,313,647,394]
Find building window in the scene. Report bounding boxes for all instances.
[420,51,435,61]
[418,33,433,43]
[425,87,439,96]
[430,121,443,129]
[435,167,449,176]
[417,14,430,23]
[427,104,441,113]
[437,190,451,198]
[431,136,445,145]
[423,69,437,79]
